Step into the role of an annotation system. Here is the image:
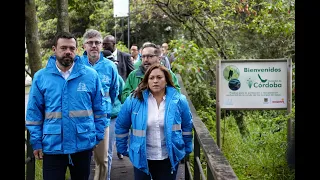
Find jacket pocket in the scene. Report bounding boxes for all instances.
[171,133,185,162]
[129,142,143,169]
[42,124,62,151]
[76,123,95,149]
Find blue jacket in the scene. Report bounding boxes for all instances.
[25,55,108,155]
[111,75,125,118]
[80,51,120,126]
[115,86,193,175]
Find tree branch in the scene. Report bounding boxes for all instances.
[153,0,227,59]
[192,17,228,59]
[153,0,195,35]
[25,68,32,77]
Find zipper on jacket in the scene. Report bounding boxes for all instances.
[165,91,176,174]
[167,102,176,175]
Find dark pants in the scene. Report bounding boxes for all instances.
[134,158,178,180]
[43,149,92,180]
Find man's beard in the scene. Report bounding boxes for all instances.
[89,51,99,59]
[57,55,74,67]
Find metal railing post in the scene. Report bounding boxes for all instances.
[185,155,190,180]
[194,135,200,180]
[26,130,35,180]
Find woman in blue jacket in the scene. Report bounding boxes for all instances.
[115,64,193,180]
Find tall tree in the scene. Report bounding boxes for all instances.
[25,0,42,78]
[57,0,70,32]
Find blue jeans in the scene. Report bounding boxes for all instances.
[107,117,116,180]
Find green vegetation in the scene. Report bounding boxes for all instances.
[25,86,31,94]
[186,109,295,179]
[24,158,43,180]
[219,111,294,180]
[172,38,295,179]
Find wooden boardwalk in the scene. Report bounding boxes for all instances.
[89,143,186,180]
[88,146,133,180]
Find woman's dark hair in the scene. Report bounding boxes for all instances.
[133,64,176,100]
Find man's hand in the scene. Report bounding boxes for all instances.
[33,149,43,160]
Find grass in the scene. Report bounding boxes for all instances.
[213,113,295,180]
[25,85,31,94]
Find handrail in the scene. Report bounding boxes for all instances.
[176,74,238,180]
[25,129,35,180]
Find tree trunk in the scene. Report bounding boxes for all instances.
[57,0,70,32]
[25,0,42,79]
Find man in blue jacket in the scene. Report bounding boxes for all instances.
[80,29,120,180]
[25,31,108,180]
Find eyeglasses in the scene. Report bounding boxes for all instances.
[85,41,102,46]
[141,54,158,59]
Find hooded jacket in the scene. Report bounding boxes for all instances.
[115,86,193,175]
[25,55,108,154]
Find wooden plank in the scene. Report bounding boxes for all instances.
[88,145,134,180]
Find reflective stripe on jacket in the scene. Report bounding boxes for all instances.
[25,55,108,154]
[115,86,193,175]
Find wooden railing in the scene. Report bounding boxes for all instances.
[177,74,238,180]
[25,129,35,180]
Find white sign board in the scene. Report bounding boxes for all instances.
[219,60,288,109]
[113,0,129,17]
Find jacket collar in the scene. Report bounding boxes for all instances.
[46,55,85,79]
[135,65,146,78]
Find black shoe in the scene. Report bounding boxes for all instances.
[117,152,123,159]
